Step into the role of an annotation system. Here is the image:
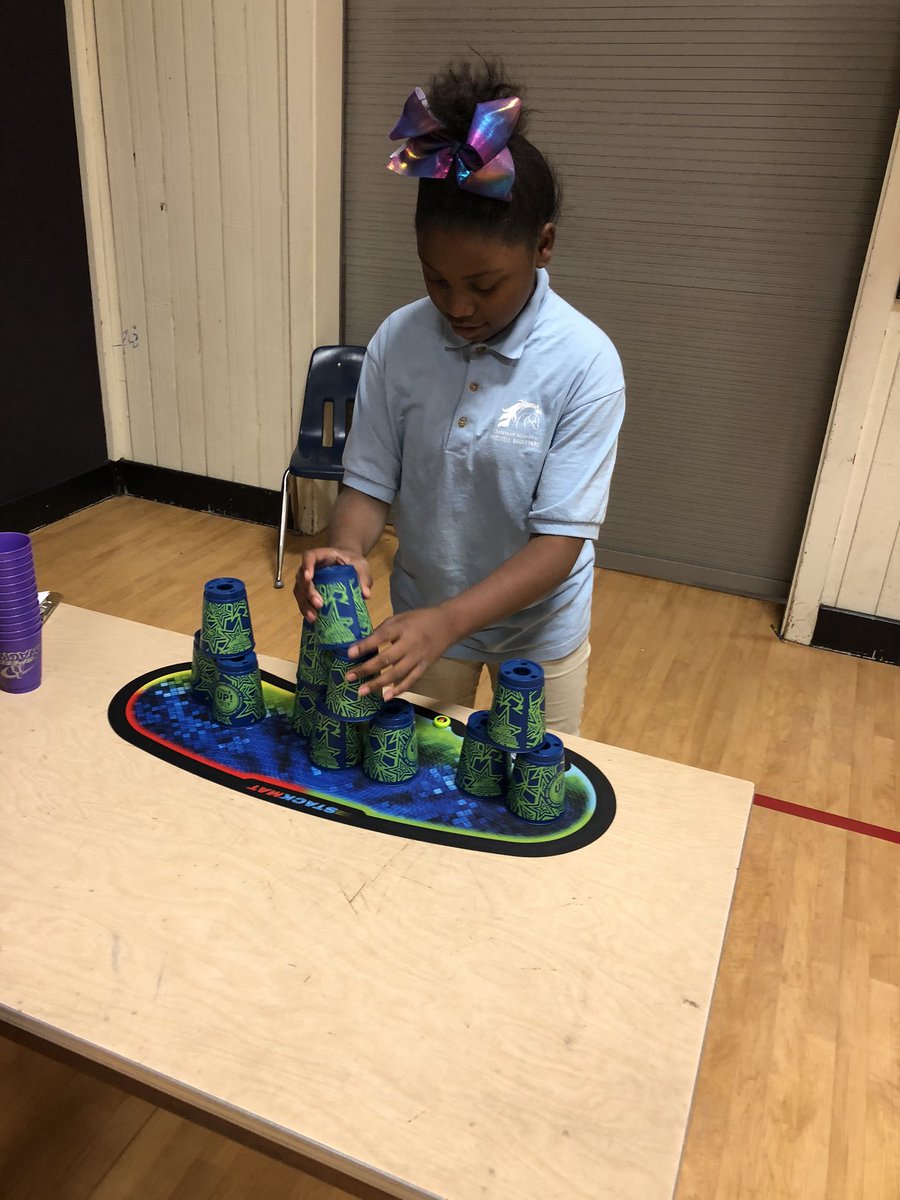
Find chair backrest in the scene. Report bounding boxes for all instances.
[294,345,366,476]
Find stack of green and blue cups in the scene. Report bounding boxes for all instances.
[294,564,382,767]
[363,699,419,783]
[212,649,266,726]
[309,698,364,769]
[506,733,567,823]
[292,618,330,738]
[190,578,266,727]
[455,709,507,798]
[486,659,546,753]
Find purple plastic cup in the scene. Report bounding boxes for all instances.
[0,603,42,627]
[0,594,40,615]
[0,627,42,693]
[0,584,38,603]
[0,533,31,556]
[0,550,34,569]
[0,622,43,647]
[0,605,41,626]
[0,558,36,578]
[0,572,36,587]
[0,546,33,564]
[0,621,42,641]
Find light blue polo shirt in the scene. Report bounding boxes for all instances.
[342,268,625,661]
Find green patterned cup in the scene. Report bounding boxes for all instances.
[201,578,254,656]
[487,659,545,753]
[312,564,373,649]
[506,734,567,823]
[190,630,218,704]
[363,699,418,783]
[455,710,507,798]
[324,649,383,723]
[211,650,266,726]
[296,617,331,686]
[308,698,363,769]
[291,680,322,739]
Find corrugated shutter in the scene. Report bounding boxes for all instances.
[342,2,900,598]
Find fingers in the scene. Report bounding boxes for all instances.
[297,547,368,619]
[347,647,393,693]
[346,631,380,662]
[292,571,322,622]
[383,662,424,702]
[351,650,425,702]
[357,564,374,598]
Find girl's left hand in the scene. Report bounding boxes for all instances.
[345,607,454,700]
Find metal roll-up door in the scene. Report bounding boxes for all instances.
[342,2,900,599]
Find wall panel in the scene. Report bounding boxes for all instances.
[84,0,340,491]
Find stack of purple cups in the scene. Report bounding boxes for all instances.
[0,533,43,694]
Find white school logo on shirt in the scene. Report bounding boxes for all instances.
[492,400,543,448]
[498,400,542,431]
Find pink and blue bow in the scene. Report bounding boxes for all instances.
[386,87,521,201]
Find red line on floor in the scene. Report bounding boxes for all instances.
[753,793,900,846]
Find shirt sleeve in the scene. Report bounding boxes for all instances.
[527,356,626,540]
[340,320,402,505]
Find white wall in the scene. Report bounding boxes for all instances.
[66,0,342,491]
[822,301,900,620]
[783,115,900,641]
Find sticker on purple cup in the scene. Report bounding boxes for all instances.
[0,629,42,693]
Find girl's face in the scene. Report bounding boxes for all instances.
[417,224,555,343]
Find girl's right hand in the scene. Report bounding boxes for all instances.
[293,547,373,622]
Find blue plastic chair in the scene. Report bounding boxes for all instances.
[274,345,366,588]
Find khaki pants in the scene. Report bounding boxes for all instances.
[413,640,591,736]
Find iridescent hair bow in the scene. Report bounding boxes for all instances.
[386,87,521,201]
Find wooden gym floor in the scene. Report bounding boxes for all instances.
[2,496,898,1200]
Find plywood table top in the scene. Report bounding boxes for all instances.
[0,605,754,1200]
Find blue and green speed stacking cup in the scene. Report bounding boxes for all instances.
[211,650,266,726]
[507,733,567,823]
[291,680,322,739]
[312,563,373,649]
[455,709,507,798]
[309,698,363,770]
[296,617,330,687]
[190,629,217,704]
[487,659,545,753]
[324,649,383,723]
[363,699,418,784]
[201,577,254,656]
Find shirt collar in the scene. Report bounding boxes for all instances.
[442,268,550,361]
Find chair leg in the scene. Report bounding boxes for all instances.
[274,468,292,589]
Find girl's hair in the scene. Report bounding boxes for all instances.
[415,59,561,246]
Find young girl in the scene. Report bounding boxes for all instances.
[294,61,625,735]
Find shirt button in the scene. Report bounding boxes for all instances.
[469,382,479,392]
[458,416,468,428]
[474,346,487,355]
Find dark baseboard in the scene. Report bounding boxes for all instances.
[0,460,283,533]
[116,460,282,527]
[595,546,788,603]
[812,606,900,666]
[0,462,116,533]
